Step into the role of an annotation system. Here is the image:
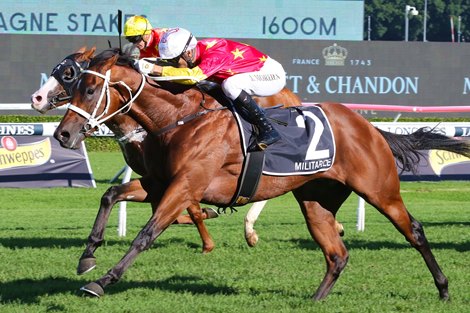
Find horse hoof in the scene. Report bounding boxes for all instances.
[80,282,104,298]
[439,291,450,301]
[246,231,259,247]
[336,222,345,237]
[202,243,215,254]
[202,207,219,219]
[77,257,96,275]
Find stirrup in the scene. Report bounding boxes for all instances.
[256,131,281,151]
[258,142,268,151]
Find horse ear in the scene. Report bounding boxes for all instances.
[77,46,87,53]
[85,46,97,59]
[101,54,120,72]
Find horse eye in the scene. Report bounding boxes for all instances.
[86,87,95,95]
[62,68,74,82]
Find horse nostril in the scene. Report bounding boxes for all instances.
[32,94,43,104]
[59,131,70,143]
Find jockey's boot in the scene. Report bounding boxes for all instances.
[234,90,281,151]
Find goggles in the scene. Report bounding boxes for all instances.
[126,35,143,44]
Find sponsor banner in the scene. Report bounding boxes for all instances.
[400,149,470,181]
[0,0,363,40]
[3,36,470,118]
[0,122,58,136]
[0,123,114,137]
[246,39,470,110]
[0,135,95,188]
[369,123,470,179]
[373,122,470,137]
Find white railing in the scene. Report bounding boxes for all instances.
[3,102,470,234]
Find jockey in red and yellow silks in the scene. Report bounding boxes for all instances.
[160,38,268,84]
[123,15,167,58]
[135,27,286,151]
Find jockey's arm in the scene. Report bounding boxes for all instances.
[153,65,207,85]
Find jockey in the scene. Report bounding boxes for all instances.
[123,15,168,59]
[136,27,285,151]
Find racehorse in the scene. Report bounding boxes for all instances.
[31,48,327,265]
[54,48,470,300]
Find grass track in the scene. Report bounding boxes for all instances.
[0,152,469,312]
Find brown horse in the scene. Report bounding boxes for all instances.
[55,49,470,300]
[31,48,315,266]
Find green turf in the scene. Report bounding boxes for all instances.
[0,152,469,312]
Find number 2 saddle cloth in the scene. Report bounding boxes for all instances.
[234,105,336,176]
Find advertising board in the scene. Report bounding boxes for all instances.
[0,124,95,188]
[0,0,364,40]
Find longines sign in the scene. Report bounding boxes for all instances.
[2,35,470,117]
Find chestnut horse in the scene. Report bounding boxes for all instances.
[55,49,470,300]
[31,48,321,261]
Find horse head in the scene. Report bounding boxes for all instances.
[54,48,146,149]
[31,46,96,113]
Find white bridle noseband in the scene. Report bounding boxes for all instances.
[67,69,146,131]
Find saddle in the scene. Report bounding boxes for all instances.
[196,82,336,206]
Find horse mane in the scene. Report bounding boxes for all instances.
[89,48,135,69]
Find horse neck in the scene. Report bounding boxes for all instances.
[127,83,205,135]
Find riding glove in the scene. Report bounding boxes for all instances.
[135,59,154,74]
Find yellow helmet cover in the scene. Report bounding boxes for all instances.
[124,16,152,37]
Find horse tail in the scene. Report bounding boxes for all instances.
[377,127,470,174]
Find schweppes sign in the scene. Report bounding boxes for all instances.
[429,149,470,176]
[0,135,94,188]
[0,136,52,170]
[399,149,470,181]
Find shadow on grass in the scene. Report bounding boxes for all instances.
[422,221,470,227]
[0,237,128,249]
[0,236,209,252]
[0,275,237,305]
[289,238,470,252]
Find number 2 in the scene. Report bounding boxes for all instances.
[295,111,329,160]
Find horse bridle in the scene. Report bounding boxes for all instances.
[67,69,146,135]
[49,53,89,107]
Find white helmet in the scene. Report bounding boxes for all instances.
[159,27,197,59]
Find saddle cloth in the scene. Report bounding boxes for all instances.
[234,105,336,176]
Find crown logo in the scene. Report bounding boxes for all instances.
[322,43,348,66]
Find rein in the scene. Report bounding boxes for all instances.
[141,75,229,136]
[153,106,227,136]
[49,94,73,109]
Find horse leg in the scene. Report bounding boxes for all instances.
[297,199,349,300]
[186,204,215,254]
[77,177,153,275]
[80,184,194,297]
[174,207,219,224]
[78,178,217,274]
[244,200,267,247]
[345,139,448,300]
[292,182,351,300]
[365,193,449,300]
[244,199,344,248]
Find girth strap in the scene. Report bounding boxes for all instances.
[227,150,265,207]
